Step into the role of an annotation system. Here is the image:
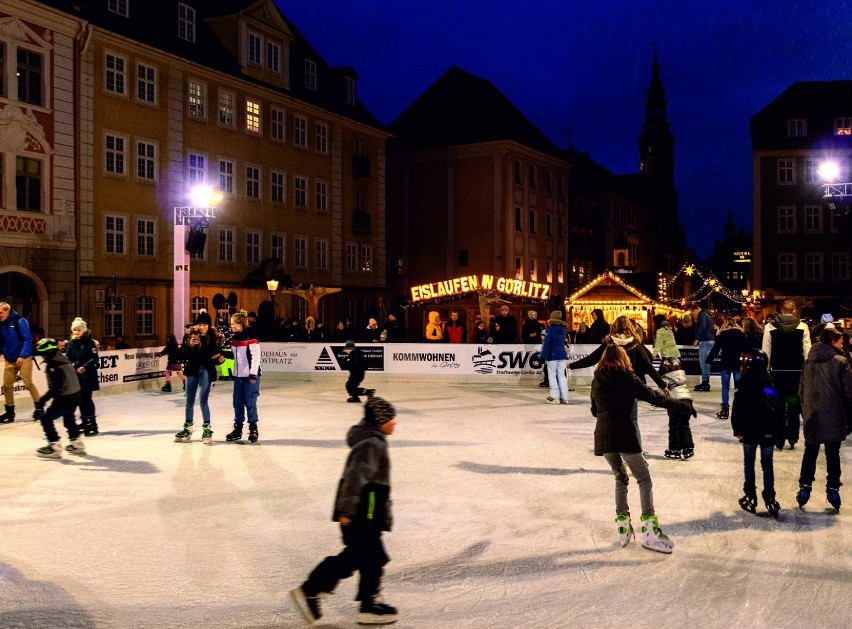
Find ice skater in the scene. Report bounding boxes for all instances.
[32,338,86,459]
[158,332,185,392]
[343,340,375,403]
[225,310,261,444]
[174,314,223,445]
[291,397,399,625]
[66,317,100,436]
[730,349,781,518]
[660,358,696,460]
[590,344,694,553]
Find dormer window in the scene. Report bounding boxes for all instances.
[835,117,852,136]
[305,59,317,91]
[248,31,263,65]
[108,0,129,17]
[267,41,281,73]
[178,3,195,43]
[344,76,356,106]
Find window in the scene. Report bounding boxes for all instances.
[804,206,822,233]
[294,237,307,268]
[271,170,285,204]
[271,107,285,141]
[267,41,281,72]
[315,123,328,153]
[178,3,195,42]
[136,141,156,181]
[104,52,126,96]
[805,158,819,183]
[246,99,261,135]
[360,245,372,272]
[305,59,317,90]
[315,181,328,211]
[529,258,537,281]
[529,210,536,234]
[558,175,564,197]
[805,253,823,281]
[105,215,126,254]
[248,31,263,65]
[271,233,285,264]
[514,206,522,231]
[514,160,522,185]
[458,249,468,267]
[135,296,154,336]
[779,253,796,282]
[188,79,206,118]
[777,159,795,184]
[294,115,307,147]
[832,252,850,281]
[528,165,536,189]
[835,117,852,136]
[136,218,156,256]
[777,206,795,233]
[108,0,128,17]
[315,239,328,270]
[246,231,261,264]
[15,157,41,212]
[190,297,208,322]
[105,133,127,175]
[515,257,523,280]
[344,77,356,105]
[294,176,307,207]
[17,48,43,106]
[558,216,564,238]
[188,153,205,186]
[786,118,806,137]
[218,228,234,263]
[245,165,260,199]
[546,260,553,283]
[218,90,235,127]
[136,62,156,104]
[346,244,357,272]
[546,213,553,237]
[218,159,234,194]
[105,297,124,338]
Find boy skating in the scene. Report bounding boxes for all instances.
[32,338,85,459]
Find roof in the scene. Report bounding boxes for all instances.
[567,271,655,306]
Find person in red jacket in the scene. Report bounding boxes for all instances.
[443,310,466,344]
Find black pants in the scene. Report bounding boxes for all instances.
[40,394,80,443]
[798,440,842,488]
[303,523,389,602]
[772,370,802,445]
[667,408,694,450]
[346,372,366,398]
[79,387,96,418]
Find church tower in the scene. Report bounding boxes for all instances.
[638,47,675,191]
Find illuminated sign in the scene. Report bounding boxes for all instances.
[410,274,551,302]
[732,250,752,264]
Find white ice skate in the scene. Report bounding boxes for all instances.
[616,514,634,547]
[639,514,674,553]
[64,438,86,456]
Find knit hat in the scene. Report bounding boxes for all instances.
[345,340,356,349]
[821,313,834,324]
[549,310,563,321]
[195,310,212,326]
[364,397,396,426]
[71,317,88,333]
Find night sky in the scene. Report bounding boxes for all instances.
[278,1,852,260]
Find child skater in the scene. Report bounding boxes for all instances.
[225,310,262,444]
[590,344,695,553]
[32,338,85,459]
[158,332,186,393]
[660,358,696,460]
[291,397,399,625]
[343,340,375,403]
[66,317,100,436]
[730,349,781,518]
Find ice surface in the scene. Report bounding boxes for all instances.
[1,376,850,628]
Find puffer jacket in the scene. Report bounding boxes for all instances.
[540,320,567,361]
[762,313,811,371]
[661,368,692,401]
[333,421,392,531]
[652,323,680,359]
[799,342,852,443]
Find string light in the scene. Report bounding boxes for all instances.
[659,262,760,307]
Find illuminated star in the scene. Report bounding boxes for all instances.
[684,265,695,276]
[708,278,716,286]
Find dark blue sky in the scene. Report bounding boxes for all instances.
[278,1,852,259]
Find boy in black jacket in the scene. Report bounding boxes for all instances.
[291,397,399,626]
[343,340,375,403]
[731,349,781,518]
[33,338,84,459]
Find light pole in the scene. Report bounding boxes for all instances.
[173,185,223,337]
[266,278,279,321]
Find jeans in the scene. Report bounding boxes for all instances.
[184,369,211,425]
[547,359,568,401]
[798,441,842,489]
[603,451,655,516]
[742,442,774,492]
[233,376,260,425]
[698,340,714,384]
[719,369,741,405]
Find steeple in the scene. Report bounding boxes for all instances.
[643,46,670,133]
[638,45,674,187]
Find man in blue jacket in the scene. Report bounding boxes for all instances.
[0,302,42,423]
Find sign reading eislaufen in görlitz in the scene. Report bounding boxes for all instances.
[409,274,551,302]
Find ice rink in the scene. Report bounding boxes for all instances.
[1,375,850,628]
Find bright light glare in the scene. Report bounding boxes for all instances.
[817,161,840,182]
[189,185,223,206]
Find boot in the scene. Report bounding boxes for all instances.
[32,402,44,420]
[762,489,780,519]
[64,437,86,456]
[639,514,674,553]
[827,486,841,512]
[615,514,634,547]
[161,382,172,392]
[715,403,729,420]
[248,424,259,444]
[83,417,99,436]
[739,485,758,514]
[202,424,213,445]
[0,404,15,423]
[290,586,323,624]
[358,595,399,625]
[36,440,62,459]
[681,447,695,459]
[664,449,682,460]
[225,423,243,442]
[795,484,812,508]
[174,422,193,443]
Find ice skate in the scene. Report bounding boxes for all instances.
[64,438,86,456]
[715,403,729,420]
[681,447,694,459]
[795,484,811,508]
[739,486,758,514]
[639,514,673,553]
[248,424,259,443]
[664,449,681,460]
[365,388,377,398]
[36,441,62,460]
[0,404,15,423]
[174,423,193,443]
[762,489,780,519]
[290,586,322,625]
[347,396,361,403]
[358,595,399,625]
[202,425,213,445]
[826,487,841,512]
[82,416,99,436]
[161,382,172,392]
[225,423,243,442]
[616,514,634,547]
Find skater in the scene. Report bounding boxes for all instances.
[290,397,399,625]
[0,302,42,423]
[65,317,100,436]
[705,317,746,420]
[730,349,781,518]
[795,327,852,512]
[174,314,224,445]
[225,310,262,444]
[691,303,716,391]
[660,358,696,459]
[652,314,680,371]
[343,340,374,403]
[590,344,694,553]
[540,310,568,404]
[32,338,85,459]
[157,332,186,392]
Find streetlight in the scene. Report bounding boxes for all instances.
[173,185,223,337]
[818,159,852,217]
[266,278,279,320]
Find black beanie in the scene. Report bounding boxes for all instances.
[195,310,212,326]
[364,397,395,426]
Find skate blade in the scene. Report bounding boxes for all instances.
[640,541,674,554]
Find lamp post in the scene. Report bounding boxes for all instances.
[266,278,279,321]
[173,185,223,337]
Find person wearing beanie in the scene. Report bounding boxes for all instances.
[32,338,86,459]
[541,310,569,404]
[225,310,262,444]
[66,317,101,436]
[291,397,399,625]
[342,340,374,403]
[194,310,213,327]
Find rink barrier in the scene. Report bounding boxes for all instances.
[1,343,714,400]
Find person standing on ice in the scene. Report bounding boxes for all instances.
[540,310,569,404]
[290,397,399,626]
[32,338,86,459]
[65,317,101,437]
[225,310,262,444]
[590,344,694,553]
[174,312,223,445]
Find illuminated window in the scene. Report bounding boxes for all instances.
[557,262,564,283]
[188,79,206,118]
[360,245,372,272]
[546,261,552,283]
[835,117,852,136]
[246,100,261,134]
[529,258,537,281]
[515,257,522,280]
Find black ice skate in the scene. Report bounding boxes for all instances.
[248,424,258,443]
[225,423,243,442]
[739,485,758,514]
[664,449,681,460]
[290,586,322,625]
[358,595,399,625]
[826,487,841,512]
[161,382,172,392]
[795,484,811,508]
[681,447,695,459]
[762,489,780,519]
[715,403,729,419]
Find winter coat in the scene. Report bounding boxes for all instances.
[798,342,852,443]
[344,347,367,377]
[762,313,811,372]
[444,319,466,344]
[179,339,219,379]
[40,351,81,404]
[0,309,34,362]
[570,334,667,389]
[706,327,746,372]
[333,421,392,531]
[540,320,568,361]
[66,334,100,392]
[588,317,610,345]
[730,373,778,446]
[491,314,519,344]
[231,328,261,378]
[590,368,690,455]
[521,318,544,345]
[743,331,763,352]
[158,340,182,366]
[661,369,692,401]
[652,323,680,359]
[694,309,716,342]
[425,312,443,342]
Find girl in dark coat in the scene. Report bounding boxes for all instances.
[706,318,746,420]
[158,332,185,392]
[66,317,100,436]
[795,327,852,511]
[174,311,224,444]
[591,344,693,553]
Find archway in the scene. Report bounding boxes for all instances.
[0,269,46,334]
